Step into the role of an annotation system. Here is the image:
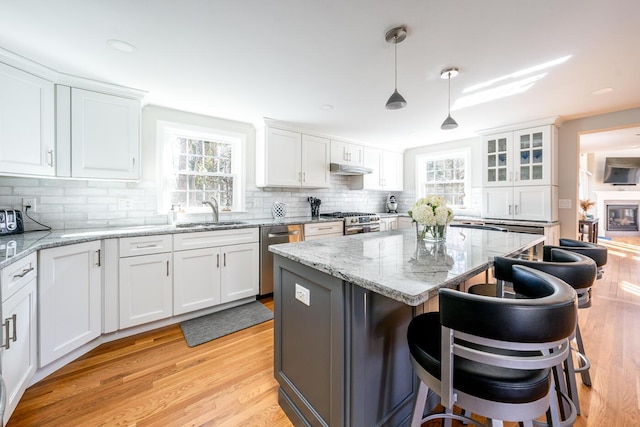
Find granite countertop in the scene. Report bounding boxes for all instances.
[0,216,342,269]
[269,227,545,306]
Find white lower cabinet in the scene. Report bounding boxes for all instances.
[398,217,413,229]
[304,221,344,240]
[38,241,102,367]
[379,217,398,231]
[482,185,557,222]
[220,242,259,303]
[1,252,37,425]
[119,235,173,329]
[173,228,259,315]
[173,247,221,315]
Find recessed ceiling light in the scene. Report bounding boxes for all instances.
[107,39,136,53]
[320,104,334,110]
[592,87,613,96]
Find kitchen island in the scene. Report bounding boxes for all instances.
[270,227,545,427]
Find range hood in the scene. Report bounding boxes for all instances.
[330,163,373,176]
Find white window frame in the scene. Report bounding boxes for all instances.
[156,120,246,213]
[415,148,470,208]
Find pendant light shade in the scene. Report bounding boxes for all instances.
[385,27,407,110]
[440,67,459,130]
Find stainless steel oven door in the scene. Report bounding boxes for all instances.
[345,223,381,235]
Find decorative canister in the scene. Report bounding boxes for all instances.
[272,202,287,219]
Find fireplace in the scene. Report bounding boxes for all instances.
[607,204,639,231]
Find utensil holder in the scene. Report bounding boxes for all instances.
[311,205,320,218]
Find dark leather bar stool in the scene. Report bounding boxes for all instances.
[407,266,578,427]
[468,249,597,415]
[543,238,607,281]
[543,238,608,387]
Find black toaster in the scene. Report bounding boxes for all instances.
[0,209,24,235]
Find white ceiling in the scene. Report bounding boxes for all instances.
[1,1,639,151]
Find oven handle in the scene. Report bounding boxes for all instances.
[345,224,381,234]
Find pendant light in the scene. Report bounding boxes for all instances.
[385,27,407,110]
[440,67,459,130]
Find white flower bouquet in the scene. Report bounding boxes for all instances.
[408,195,454,240]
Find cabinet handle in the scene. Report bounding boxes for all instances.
[302,172,306,182]
[13,266,34,278]
[348,152,352,161]
[2,314,17,350]
[343,148,348,161]
[47,149,54,167]
[298,172,302,182]
[509,205,513,214]
[217,254,220,268]
[166,261,170,276]
[96,249,101,267]
[223,253,226,267]
[515,205,519,215]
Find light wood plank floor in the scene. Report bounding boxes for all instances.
[7,238,640,426]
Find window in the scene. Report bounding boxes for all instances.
[157,121,245,213]
[416,149,469,207]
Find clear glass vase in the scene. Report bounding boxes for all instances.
[417,224,447,242]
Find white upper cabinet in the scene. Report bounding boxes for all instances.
[0,62,55,176]
[362,147,403,191]
[330,139,364,167]
[483,125,556,187]
[481,123,558,222]
[256,126,330,188]
[56,86,141,180]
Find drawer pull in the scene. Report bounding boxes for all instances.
[13,267,34,278]
[217,254,220,268]
[2,314,17,350]
[166,261,170,276]
[136,244,159,249]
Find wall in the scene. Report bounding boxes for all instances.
[0,105,405,230]
[557,107,640,239]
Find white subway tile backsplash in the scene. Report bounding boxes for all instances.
[2,174,413,230]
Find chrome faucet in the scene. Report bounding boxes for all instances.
[202,198,219,223]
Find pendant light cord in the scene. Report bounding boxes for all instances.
[394,37,398,89]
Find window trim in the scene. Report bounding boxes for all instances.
[415,148,470,208]
[156,120,246,214]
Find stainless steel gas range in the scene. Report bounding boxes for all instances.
[320,212,381,235]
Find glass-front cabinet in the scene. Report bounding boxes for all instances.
[483,125,555,187]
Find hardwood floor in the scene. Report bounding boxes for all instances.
[7,239,640,426]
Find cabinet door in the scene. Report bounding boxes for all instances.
[264,127,302,187]
[330,140,364,167]
[173,247,221,315]
[382,151,403,191]
[0,62,55,176]
[330,140,349,164]
[481,187,513,219]
[119,252,172,328]
[71,88,140,180]
[513,186,553,221]
[301,134,330,188]
[39,241,102,366]
[1,278,37,425]
[512,126,551,186]
[220,242,259,303]
[363,147,383,190]
[483,132,513,187]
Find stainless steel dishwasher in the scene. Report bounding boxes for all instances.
[260,224,304,295]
